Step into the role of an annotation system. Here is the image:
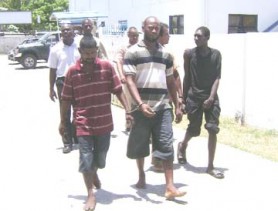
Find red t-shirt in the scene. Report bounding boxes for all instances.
[61,58,122,136]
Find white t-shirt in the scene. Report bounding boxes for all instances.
[48,39,80,77]
[75,35,108,59]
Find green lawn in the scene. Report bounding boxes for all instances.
[174,116,278,162]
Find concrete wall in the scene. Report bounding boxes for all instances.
[0,35,28,54]
[101,32,278,130]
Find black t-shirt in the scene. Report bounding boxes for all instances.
[187,47,221,100]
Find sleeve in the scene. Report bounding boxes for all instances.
[61,68,74,101]
[123,49,137,76]
[165,53,174,77]
[48,46,58,69]
[114,46,125,63]
[110,63,123,94]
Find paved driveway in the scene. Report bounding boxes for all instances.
[0,55,277,211]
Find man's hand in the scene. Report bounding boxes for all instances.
[203,97,214,110]
[175,107,183,123]
[120,77,127,84]
[140,103,156,118]
[125,113,134,126]
[181,103,187,115]
[49,89,57,102]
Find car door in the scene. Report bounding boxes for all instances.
[40,33,60,60]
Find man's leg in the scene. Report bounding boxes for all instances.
[83,171,97,211]
[177,132,192,164]
[136,158,146,188]
[56,78,72,153]
[207,132,217,171]
[163,159,186,199]
[206,132,224,178]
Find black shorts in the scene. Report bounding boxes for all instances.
[185,97,221,136]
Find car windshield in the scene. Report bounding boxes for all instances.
[38,32,60,42]
[38,32,52,41]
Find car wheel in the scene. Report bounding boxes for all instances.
[21,54,37,69]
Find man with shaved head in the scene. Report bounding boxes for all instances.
[124,16,186,200]
[48,23,80,153]
[75,18,108,59]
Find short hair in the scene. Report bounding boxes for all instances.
[159,22,169,37]
[196,26,210,39]
[142,16,160,27]
[127,26,139,35]
[128,26,138,33]
[79,36,97,49]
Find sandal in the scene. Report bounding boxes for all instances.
[177,142,187,164]
[207,169,224,179]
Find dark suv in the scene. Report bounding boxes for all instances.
[9,31,60,69]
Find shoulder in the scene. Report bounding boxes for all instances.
[50,41,63,52]
[96,58,113,68]
[183,48,194,58]
[210,48,222,57]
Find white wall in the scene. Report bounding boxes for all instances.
[69,0,278,33]
[100,32,278,130]
[207,0,278,33]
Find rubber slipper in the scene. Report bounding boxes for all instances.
[177,142,187,164]
[207,169,224,179]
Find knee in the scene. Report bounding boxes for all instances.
[205,123,220,134]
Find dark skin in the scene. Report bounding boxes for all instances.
[59,46,133,210]
[180,28,222,178]
[125,16,185,199]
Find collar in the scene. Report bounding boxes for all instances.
[137,40,161,49]
[75,58,100,71]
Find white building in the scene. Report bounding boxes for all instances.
[69,0,278,35]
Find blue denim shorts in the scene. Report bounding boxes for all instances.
[78,133,111,173]
[127,109,174,161]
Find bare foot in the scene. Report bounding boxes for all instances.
[165,187,186,200]
[84,195,96,211]
[135,172,146,189]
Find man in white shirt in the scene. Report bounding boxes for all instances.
[48,23,80,153]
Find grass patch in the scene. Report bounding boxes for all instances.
[174,116,278,162]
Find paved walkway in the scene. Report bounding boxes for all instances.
[0,57,277,211]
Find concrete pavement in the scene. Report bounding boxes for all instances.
[0,55,277,211]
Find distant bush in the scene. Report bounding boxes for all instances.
[7,25,19,33]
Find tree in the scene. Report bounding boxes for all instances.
[0,0,68,32]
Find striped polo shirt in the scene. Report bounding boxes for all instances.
[123,40,173,111]
[61,58,122,136]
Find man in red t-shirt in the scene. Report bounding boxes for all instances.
[59,36,132,211]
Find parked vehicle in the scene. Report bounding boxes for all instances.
[8,31,61,69]
[8,37,39,61]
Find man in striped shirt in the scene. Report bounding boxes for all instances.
[59,36,131,211]
[124,16,186,200]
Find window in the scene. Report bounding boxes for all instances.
[228,14,258,33]
[169,15,184,34]
[118,20,128,31]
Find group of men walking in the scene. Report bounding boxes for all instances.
[48,16,224,211]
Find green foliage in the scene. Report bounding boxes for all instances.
[0,0,68,32]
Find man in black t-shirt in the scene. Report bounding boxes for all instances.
[177,26,224,179]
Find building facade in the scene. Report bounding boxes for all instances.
[69,0,278,35]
